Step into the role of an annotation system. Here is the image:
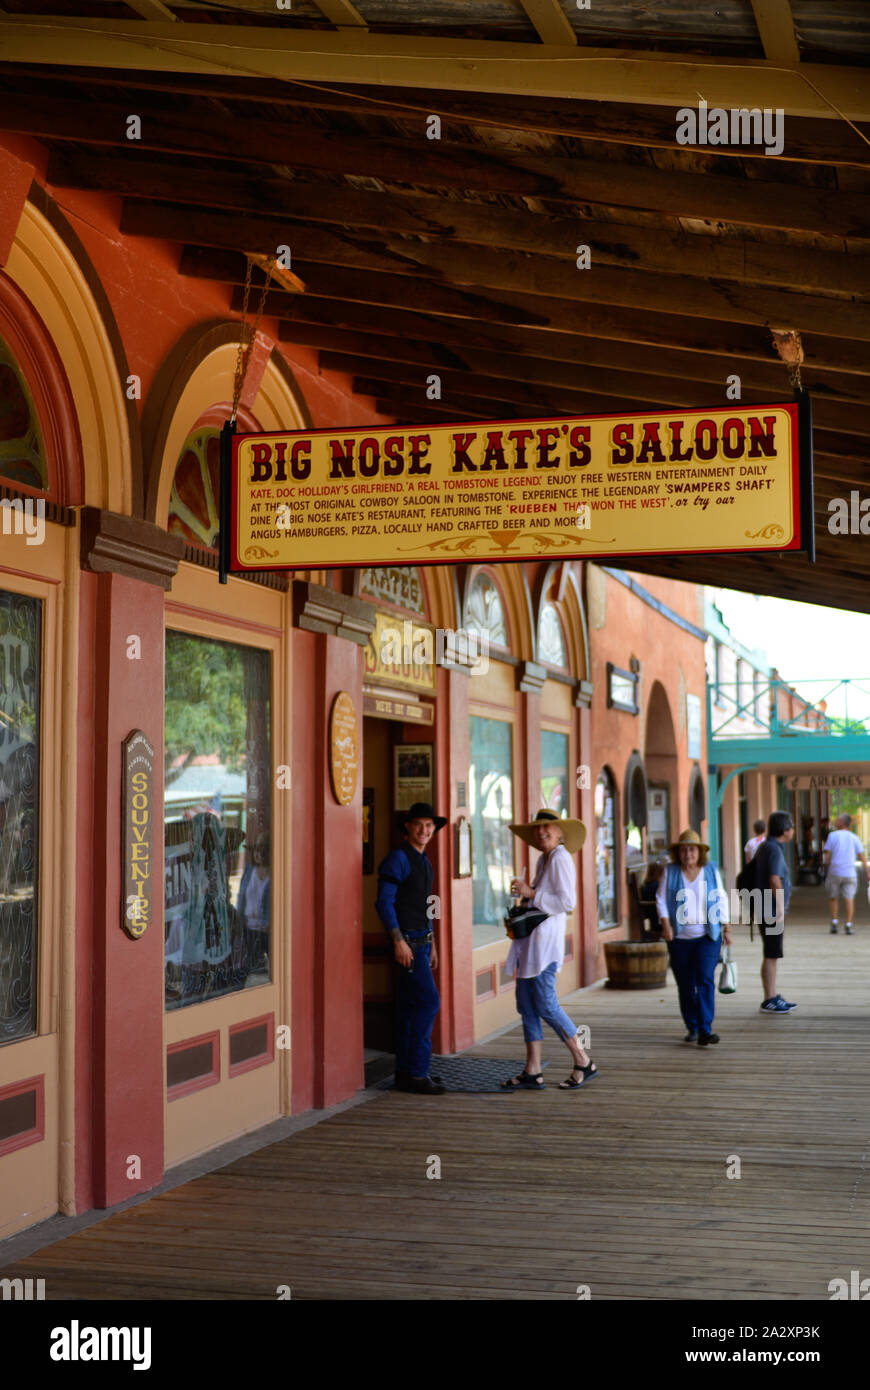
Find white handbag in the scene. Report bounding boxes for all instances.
[718,945,738,995]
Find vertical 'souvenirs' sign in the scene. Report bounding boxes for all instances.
[226,400,811,573]
[122,730,155,939]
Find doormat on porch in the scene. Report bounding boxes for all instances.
[373,1057,551,1093]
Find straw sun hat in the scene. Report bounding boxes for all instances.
[670,828,710,855]
[509,808,587,854]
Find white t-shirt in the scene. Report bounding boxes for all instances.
[744,835,765,860]
[506,842,576,979]
[655,867,729,940]
[824,830,864,877]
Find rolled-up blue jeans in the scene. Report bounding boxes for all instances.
[515,963,577,1043]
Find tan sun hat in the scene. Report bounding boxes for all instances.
[509,809,587,854]
[670,827,710,855]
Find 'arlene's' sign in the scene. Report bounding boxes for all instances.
[223,399,812,575]
[122,730,154,940]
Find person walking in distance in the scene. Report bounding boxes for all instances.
[824,813,870,935]
[753,811,797,1013]
[375,802,445,1095]
[744,819,767,865]
[656,829,731,1046]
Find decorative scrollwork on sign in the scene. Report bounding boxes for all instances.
[244,545,280,560]
[745,523,784,540]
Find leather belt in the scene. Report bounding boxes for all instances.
[404,932,433,950]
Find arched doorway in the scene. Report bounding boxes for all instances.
[645,682,678,854]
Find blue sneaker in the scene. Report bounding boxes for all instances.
[760,996,796,1013]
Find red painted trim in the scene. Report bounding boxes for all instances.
[498,960,514,994]
[166,1029,220,1101]
[74,570,97,1213]
[228,1012,275,1079]
[475,966,496,1003]
[0,564,62,586]
[165,600,283,640]
[0,1073,45,1158]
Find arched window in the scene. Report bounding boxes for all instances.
[624,751,648,865]
[538,601,567,668]
[0,335,47,491]
[465,571,508,647]
[595,768,618,930]
[168,426,221,551]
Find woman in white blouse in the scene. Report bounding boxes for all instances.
[501,810,599,1092]
[655,828,732,1046]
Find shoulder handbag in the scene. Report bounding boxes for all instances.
[718,944,738,995]
[504,903,548,940]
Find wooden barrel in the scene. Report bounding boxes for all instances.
[603,940,669,990]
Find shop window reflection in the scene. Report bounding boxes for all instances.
[469,715,513,948]
[595,769,618,930]
[164,631,271,1009]
[0,338,48,491]
[0,590,40,1042]
[541,729,569,817]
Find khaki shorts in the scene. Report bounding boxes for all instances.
[828,874,858,901]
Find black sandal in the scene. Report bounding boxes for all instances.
[558,1061,599,1090]
[501,1070,545,1091]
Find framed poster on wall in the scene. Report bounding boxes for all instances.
[394,744,433,812]
[647,784,671,854]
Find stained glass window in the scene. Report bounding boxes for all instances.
[0,590,40,1042]
[0,338,47,491]
[466,572,507,647]
[538,602,567,667]
[164,631,271,1009]
[168,428,221,550]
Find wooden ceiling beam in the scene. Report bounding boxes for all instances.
[519,1,577,47]
[281,320,870,403]
[310,0,367,28]
[1,19,868,118]
[181,238,870,349]
[750,0,800,66]
[27,69,870,169]
[12,90,870,238]
[277,299,870,380]
[116,193,870,302]
[345,359,870,437]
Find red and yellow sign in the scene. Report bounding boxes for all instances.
[230,404,803,570]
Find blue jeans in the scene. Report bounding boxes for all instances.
[668,935,720,1034]
[515,963,578,1043]
[395,943,440,1077]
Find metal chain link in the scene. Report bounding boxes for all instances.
[231,257,273,423]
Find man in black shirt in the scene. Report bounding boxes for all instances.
[753,811,797,1014]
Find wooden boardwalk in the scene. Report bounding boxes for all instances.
[5,887,870,1300]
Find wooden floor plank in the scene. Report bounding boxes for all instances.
[3,888,870,1299]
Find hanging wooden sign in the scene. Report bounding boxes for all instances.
[122,729,155,939]
[329,691,359,806]
[224,397,812,574]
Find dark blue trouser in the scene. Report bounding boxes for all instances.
[668,935,720,1034]
[395,942,440,1078]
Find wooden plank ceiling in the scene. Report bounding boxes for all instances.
[2,0,870,611]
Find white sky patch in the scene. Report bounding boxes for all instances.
[710,587,870,724]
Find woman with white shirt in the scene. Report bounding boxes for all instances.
[656,828,731,1046]
[500,810,599,1091]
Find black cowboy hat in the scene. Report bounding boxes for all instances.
[402,801,447,831]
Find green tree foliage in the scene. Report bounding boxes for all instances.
[165,632,247,783]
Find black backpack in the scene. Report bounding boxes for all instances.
[736,849,762,937]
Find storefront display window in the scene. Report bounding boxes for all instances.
[164,631,271,1010]
[541,729,570,817]
[595,769,617,929]
[470,715,514,948]
[0,589,40,1042]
